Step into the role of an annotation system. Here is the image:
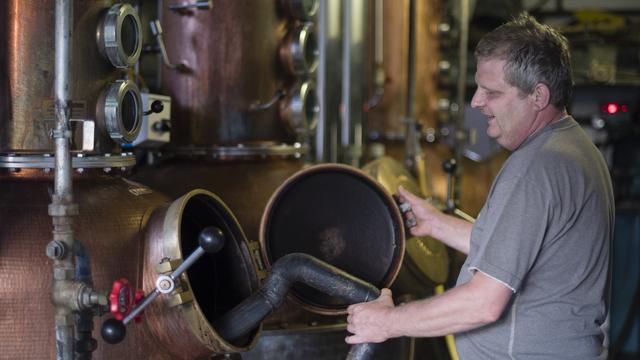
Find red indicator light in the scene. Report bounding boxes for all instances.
[606,103,619,114]
[621,104,628,113]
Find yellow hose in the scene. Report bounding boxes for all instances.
[435,284,459,360]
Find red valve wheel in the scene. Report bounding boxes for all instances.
[108,278,133,321]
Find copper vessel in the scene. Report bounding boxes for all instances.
[142,189,261,358]
[0,0,144,155]
[159,0,310,146]
[131,157,306,244]
[0,170,169,359]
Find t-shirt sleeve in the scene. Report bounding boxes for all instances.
[467,175,549,292]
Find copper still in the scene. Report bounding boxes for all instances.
[1,0,145,156]
[133,0,321,239]
[0,170,169,359]
[157,0,318,146]
[130,0,326,357]
[0,1,267,358]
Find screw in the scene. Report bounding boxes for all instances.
[158,279,172,290]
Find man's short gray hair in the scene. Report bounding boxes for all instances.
[475,13,573,108]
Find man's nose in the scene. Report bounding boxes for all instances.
[470,90,483,108]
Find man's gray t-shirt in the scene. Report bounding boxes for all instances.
[455,117,614,360]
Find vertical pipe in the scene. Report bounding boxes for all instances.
[374,0,383,66]
[340,0,352,164]
[51,1,76,359]
[405,0,416,121]
[403,0,428,194]
[316,0,327,163]
[453,0,470,200]
[54,0,73,199]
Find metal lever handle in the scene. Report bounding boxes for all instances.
[149,20,188,72]
[101,227,226,344]
[442,158,457,212]
[441,158,476,223]
[169,0,212,12]
[249,89,286,112]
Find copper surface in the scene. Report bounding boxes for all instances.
[142,189,261,357]
[130,158,306,244]
[161,0,294,146]
[259,163,406,315]
[366,0,442,136]
[0,0,129,154]
[0,170,170,359]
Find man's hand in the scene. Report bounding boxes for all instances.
[397,186,442,238]
[345,288,396,344]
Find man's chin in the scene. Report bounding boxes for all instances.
[486,129,500,139]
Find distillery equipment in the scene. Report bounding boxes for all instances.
[0,2,158,358]
[0,1,272,358]
[362,156,450,296]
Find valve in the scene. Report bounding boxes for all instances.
[144,100,164,116]
[108,278,133,321]
[101,226,226,344]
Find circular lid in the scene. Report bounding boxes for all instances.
[260,163,405,314]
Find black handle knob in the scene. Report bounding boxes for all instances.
[199,227,226,253]
[442,158,457,174]
[101,318,126,344]
[151,100,164,113]
[144,100,164,115]
[152,119,171,133]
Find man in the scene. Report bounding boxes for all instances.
[346,13,614,359]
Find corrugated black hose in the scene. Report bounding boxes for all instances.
[212,253,383,360]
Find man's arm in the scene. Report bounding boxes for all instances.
[398,186,473,254]
[345,271,513,343]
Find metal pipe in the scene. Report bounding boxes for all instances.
[405,0,416,120]
[51,1,77,359]
[75,243,96,359]
[213,253,381,359]
[403,0,429,197]
[453,0,471,200]
[315,0,327,162]
[341,0,352,164]
[53,0,73,199]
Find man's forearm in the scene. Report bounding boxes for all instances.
[431,212,473,255]
[384,272,511,338]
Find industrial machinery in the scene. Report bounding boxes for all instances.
[1,0,457,359]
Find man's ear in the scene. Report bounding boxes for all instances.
[531,83,551,110]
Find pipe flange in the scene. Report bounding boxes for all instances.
[97,3,143,68]
[280,81,319,136]
[167,142,309,159]
[99,80,143,144]
[280,22,319,75]
[282,0,319,20]
[0,153,136,169]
